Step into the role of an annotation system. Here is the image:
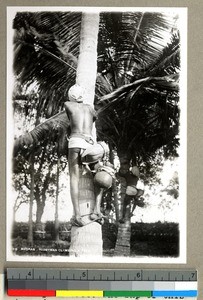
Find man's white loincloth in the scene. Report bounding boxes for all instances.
[68,136,94,149]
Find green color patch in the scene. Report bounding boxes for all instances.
[104,290,152,297]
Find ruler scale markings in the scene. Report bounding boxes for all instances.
[61,270,72,280]
[88,270,100,280]
[7,268,198,297]
[189,271,197,281]
[7,268,198,280]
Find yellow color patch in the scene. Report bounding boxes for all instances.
[56,290,103,297]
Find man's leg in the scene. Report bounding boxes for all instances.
[90,186,104,220]
[68,148,85,226]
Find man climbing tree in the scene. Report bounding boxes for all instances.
[119,165,144,223]
[65,84,113,226]
[65,84,97,226]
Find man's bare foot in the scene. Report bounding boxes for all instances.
[90,213,104,225]
[90,212,102,220]
[72,216,86,227]
[96,218,104,225]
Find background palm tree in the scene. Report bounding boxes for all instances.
[12,10,180,257]
[13,11,179,163]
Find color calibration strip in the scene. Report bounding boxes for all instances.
[7,289,198,297]
[7,268,198,297]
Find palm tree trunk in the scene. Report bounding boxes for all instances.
[111,149,121,221]
[76,13,99,106]
[27,155,35,246]
[55,157,60,242]
[112,179,120,221]
[114,220,131,257]
[69,13,102,257]
[35,202,45,225]
[69,169,102,256]
[114,154,132,256]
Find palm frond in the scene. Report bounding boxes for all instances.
[98,11,178,88]
[13,111,69,157]
[97,74,179,113]
[13,11,82,115]
[13,10,181,165]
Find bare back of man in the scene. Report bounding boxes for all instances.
[65,102,96,136]
[64,101,97,226]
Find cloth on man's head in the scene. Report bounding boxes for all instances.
[68,84,86,102]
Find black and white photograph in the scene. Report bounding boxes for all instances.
[7,6,187,263]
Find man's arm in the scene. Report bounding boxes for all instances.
[64,101,74,119]
[64,101,71,112]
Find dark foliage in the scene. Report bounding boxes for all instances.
[12,221,179,257]
[12,11,181,176]
[103,221,179,257]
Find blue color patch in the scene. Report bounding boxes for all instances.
[153,290,198,297]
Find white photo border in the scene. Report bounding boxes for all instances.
[7,6,187,263]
